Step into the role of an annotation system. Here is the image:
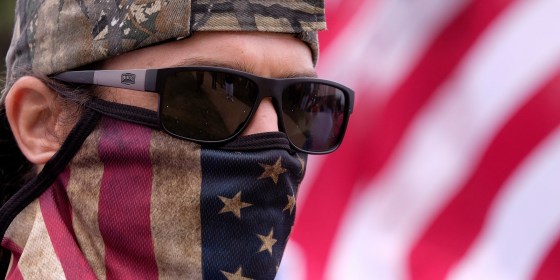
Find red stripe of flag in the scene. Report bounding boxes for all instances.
[408,68,560,280]
[292,0,516,279]
[40,168,97,279]
[318,0,370,50]
[533,229,560,279]
[362,0,517,190]
[98,119,158,280]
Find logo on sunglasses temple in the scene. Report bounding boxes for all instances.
[121,73,136,85]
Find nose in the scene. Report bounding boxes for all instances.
[242,98,279,135]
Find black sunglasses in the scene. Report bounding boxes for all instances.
[53,66,354,154]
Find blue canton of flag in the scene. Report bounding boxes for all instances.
[200,148,305,280]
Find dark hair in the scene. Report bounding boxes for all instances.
[0,72,96,204]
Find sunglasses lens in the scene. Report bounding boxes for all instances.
[282,83,347,153]
[160,70,258,141]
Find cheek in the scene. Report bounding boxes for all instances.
[98,88,159,111]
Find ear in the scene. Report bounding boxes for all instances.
[4,76,62,165]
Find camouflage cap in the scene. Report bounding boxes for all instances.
[2,0,326,101]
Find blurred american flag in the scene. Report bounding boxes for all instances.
[279,0,560,279]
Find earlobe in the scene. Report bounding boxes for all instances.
[5,76,62,165]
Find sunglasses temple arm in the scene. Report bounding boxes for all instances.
[52,69,158,92]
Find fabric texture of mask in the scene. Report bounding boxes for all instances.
[2,116,307,279]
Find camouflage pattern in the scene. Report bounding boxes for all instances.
[2,0,325,101]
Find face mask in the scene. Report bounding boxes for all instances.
[0,99,307,279]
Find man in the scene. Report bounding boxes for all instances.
[0,0,353,279]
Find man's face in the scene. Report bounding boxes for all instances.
[1,31,317,280]
[98,31,317,136]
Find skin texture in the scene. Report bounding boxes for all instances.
[5,31,316,168]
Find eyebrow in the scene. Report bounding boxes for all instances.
[170,56,318,78]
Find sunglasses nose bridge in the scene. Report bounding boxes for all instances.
[257,77,281,97]
[253,78,285,129]
[255,78,284,110]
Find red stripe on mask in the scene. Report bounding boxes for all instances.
[97,118,158,280]
[2,239,23,280]
[40,168,97,279]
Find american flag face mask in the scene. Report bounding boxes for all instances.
[0,100,307,279]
